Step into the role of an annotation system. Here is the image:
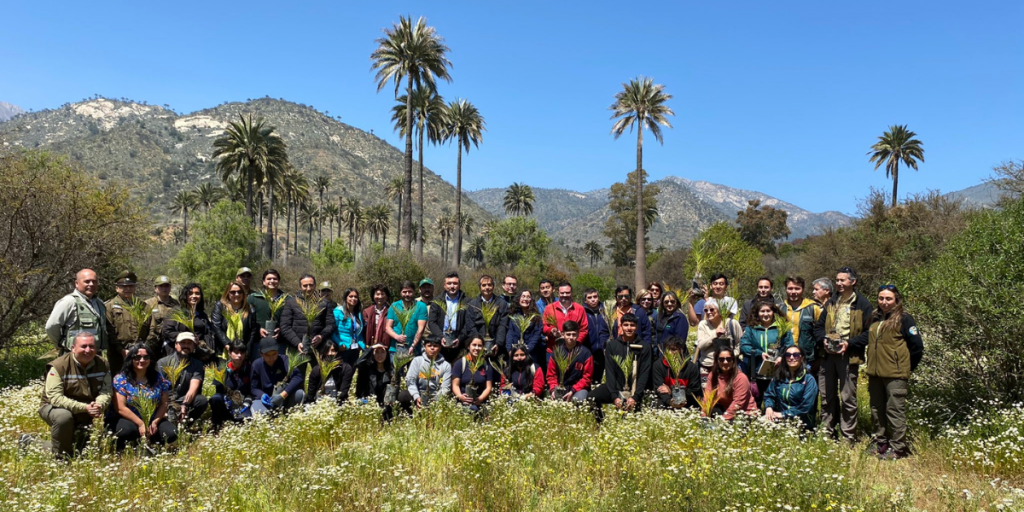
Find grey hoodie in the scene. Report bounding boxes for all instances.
[405,353,452,401]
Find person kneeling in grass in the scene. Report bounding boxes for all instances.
[498,344,544,398]
[250,336,306,415]
[306,341,354,405]
[652,336,702,409]
[705,343,758,420]
[111,344,177,451]
[354,344,395,421]
[398,337,451,414]
[545,321,593,404]
[210,342,254,427]
[763,346,818,430]
[157,332,208,427]
[452,337,493,414]
[590,313,652,423]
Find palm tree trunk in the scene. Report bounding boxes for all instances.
[891,161,899,208]
[455,147,463,267]
[417,127,425,259]
[293,203,299,255]
[402,75,414,252]
[308,221,313,257]
[318,191,324,253]
[284,193,291,263]
[246,174,254,226]
[265,185,275,260]
[337,197,343,239]
[634,128,646,295]
[396,195,402,253]
[183,210,188,244]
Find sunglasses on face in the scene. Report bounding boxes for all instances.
[878,284,898,292]
[640,298,653,302]
[784,353,802,360]
[133,355,151,361]
[717,357,734,363]
[229,291,242,295]
[616,294,631,299]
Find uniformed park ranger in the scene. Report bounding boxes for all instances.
[45,268,108,354]
[104,271,140,372]
[36,331,112,457]
[144,275,180,357]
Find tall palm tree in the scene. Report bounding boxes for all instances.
[441,98,485,266]
[323,204,340,244]
[392,87,447,259]
[171,190,198,244]
[212,114,289,228]
[868,125,925,207]
[195,182,223,211]
[367,204,393,247]
[584,240,604,268]
[254,158,284,260]
[435,211,455,264]
[371,15,452,252]
[466,236,486,268]
[609,76,674,293]
[503,182,535,217]
[341,198,362,253]
[385,176,404,250]
[298,201,318,257]
[314,176,331,251]
[460,213,474,243]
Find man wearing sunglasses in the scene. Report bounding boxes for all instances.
[610,285,653,345]
[816,266,873,444]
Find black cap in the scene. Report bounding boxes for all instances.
[259,336,279,354]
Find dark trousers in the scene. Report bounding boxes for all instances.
[590,384,640,423]
[395,390,417,416]
[172,395,209,425]
[112,417,177,450]
[868,376,909,452]
[591,349,606,385]
[209,394,252,426]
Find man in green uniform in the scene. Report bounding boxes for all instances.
[45,268,108,355]
[144,275,179,357]
[104,271,139,372]
[35,332,112,458]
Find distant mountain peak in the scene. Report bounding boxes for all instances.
[0,102,26,122]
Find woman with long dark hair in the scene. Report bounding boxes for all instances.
[652,291,690,350]
[864,284,924,460]
[452,337,493,413]
[739,300,793,406]
[763,346,818,429]
[161,283,214,361]
[331,288,364,365]
[499,344,544,398]
[706,345,757,420]
[110,344,177,450]
[505,290,546,370]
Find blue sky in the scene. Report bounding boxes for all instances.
[2,1,1021,214]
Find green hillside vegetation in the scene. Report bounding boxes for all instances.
[0,97,494,232]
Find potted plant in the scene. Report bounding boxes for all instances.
[298,291,324,356]
[823,304,845,354]
[696,386,719,426]
[509,313,537,347]
[125,297,152,343]
[663,349,688,408]
[550,345,575,399]
[258,291,288,333]
[385,351,416,405]
[390,303,416,354]
[417,356,442,406]
[476,301,499,353]
[433,299,466,348]
[465,351,488,401]
[611,352,636,402]
[160,358,190,424]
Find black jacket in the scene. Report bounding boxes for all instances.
[468,295,509,346]
[428,292,476,348]
[651,355,703,406]
[161,309,213,357]
[210,302,257,356]
[816,291,874,362]
[603,336,652,402]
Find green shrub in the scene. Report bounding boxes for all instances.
[573,272,614,301]
[171,201,263,300]
[354,247,426,296]
[312,239,355,274]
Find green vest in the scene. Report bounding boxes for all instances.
[41,352,109,407]
[64,295,107,352]
[866,318,911,379]
[825,300,865,365]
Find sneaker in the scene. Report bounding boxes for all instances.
[17,434,33,453]
[878,448,910,461]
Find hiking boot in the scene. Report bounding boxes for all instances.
[865,441,889,456]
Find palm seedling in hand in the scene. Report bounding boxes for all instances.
[476,301,499,351]
[433,298,466,347]
[312,348,341,394]
[171,306,197,333]
[510,313,537,345]
[663,350,687,407]
[466,350,488,398]
[418,357,442,405]
[298,291,324,354]
[223,308,244,345]
[259,290,288,331]
[125,298,151,342]
[128,394,158,441]
[550,345,577,398]
[696,385,719,419]
[611,352,635,400]
[161,358,190,389]
[390,303,416,351]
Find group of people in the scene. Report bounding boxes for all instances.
[29,265,924,461]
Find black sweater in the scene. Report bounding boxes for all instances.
[651,356,703,407]
[603,336,652,401]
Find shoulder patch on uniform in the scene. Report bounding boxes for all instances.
[909,326,919,336]
[48,369,57,377]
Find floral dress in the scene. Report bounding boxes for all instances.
[113,373,172,417]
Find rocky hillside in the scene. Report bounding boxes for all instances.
[0,97,493,227]
[944,181,1003,208]
[0,102,24,122]
[469,176,852,248]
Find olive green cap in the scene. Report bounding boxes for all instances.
[115,271,137,286]
[318,281,333,291]
[236,267,253,277]
[154,275,171,286]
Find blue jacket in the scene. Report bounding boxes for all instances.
[763,370,818,429]
[583,305,611,351]
[250,355,304,398]
[332,307,365,350]
[611,304,654,345]
[739,324,794,363]
[506,316,545,358]
[651,309,689,349]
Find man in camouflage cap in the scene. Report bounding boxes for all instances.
[104,271,139,372]
[144,275,179,357]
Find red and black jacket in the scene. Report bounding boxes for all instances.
[545,345,593,393]
[650,354,703,406]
